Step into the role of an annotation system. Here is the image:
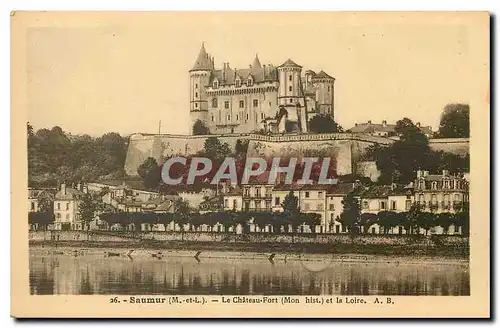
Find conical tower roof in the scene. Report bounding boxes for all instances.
[313,70,335,80]
[252,54,262,69]
[191,43,213,71]
[277,58,302,68]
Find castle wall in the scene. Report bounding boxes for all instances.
[428,138,469,156]
[124,133,246,176]
[124,133,470,177]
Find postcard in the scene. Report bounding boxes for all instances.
[11,11,490,318]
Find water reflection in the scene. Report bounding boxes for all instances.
[29,249,469,296]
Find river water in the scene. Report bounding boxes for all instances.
[29,247,469,296]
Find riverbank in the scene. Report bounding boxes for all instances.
[30,238,469,258]
[29,230,469,258]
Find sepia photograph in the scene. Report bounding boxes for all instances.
[11,11,490,318]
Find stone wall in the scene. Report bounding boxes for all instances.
[29,230,469,248]
[124,132,470,177]
[428,138,470,156]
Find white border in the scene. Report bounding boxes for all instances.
[4,1,497,327]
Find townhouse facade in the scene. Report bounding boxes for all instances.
[53,183,84,230]
[414,170,469,213]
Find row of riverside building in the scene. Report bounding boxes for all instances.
[217,169,469,235]
[28,170,469,235]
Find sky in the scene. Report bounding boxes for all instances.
[24,12,483,137]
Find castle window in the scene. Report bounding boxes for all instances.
[57,202,60,210]
[246,114,249,121]
[195,84,198,89]
[239,100,244,108]
[268,102,271,107]
[247,78,253,86]
[213,80,219,89]
[289,98,293,104]
[261,113,264,119]
[212,98,218,108]
[195,92,198,98]
[235,79,241,88]
[236,114,239,121]
[227,115,231,121]
[66,202,69,210]
[211,116,214,122]
[328,86,331,92]
[289,86,292,92]
[289,75,292,81]
[224,101,229,109]
[195,103,198,108]
[253,99,258,107]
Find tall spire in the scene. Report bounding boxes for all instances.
[252,53,262,69]
[191,42,213,71]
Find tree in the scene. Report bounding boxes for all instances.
[371,118,434,184]
[137,157,161,190]
[201,137,231,160]
[78,192,104,230]
[247,212,272,232]
[436,212,454,235]
[405,204,423,235]
[27,122,34,138]
[454,202,470,236]
[436,104,469,138]
[338,192,361,236]
[192,120,210,135]
[28,212,55,231]
[173,199,191,240]
[301,213,322,233]
[308,114,343,133]
[157,212,175,231]
[235,139,249,156]
[416,211,436,236]
[270,211,287,234]
[282,191,301,234]
[360,213,378,234]
[28,125,128,187]
[377,211,400,234]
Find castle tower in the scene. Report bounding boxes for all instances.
[312,70,335,118]
[189,43,213,134]
[277,59,303,130]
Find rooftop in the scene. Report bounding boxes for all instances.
[348,121,433,135]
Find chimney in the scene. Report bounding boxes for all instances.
[417,170,422,178]
[382,120,387,127]
[416,122,421,127]
[355,123,358,127]
[61,183,66,196]
[368,120,372,124]
[442,170,449,177]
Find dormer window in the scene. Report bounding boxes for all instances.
[247,76,253,86]
[213,79,219,89]
[235,78,241,88]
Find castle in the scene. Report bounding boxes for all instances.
[189,43,335,135]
